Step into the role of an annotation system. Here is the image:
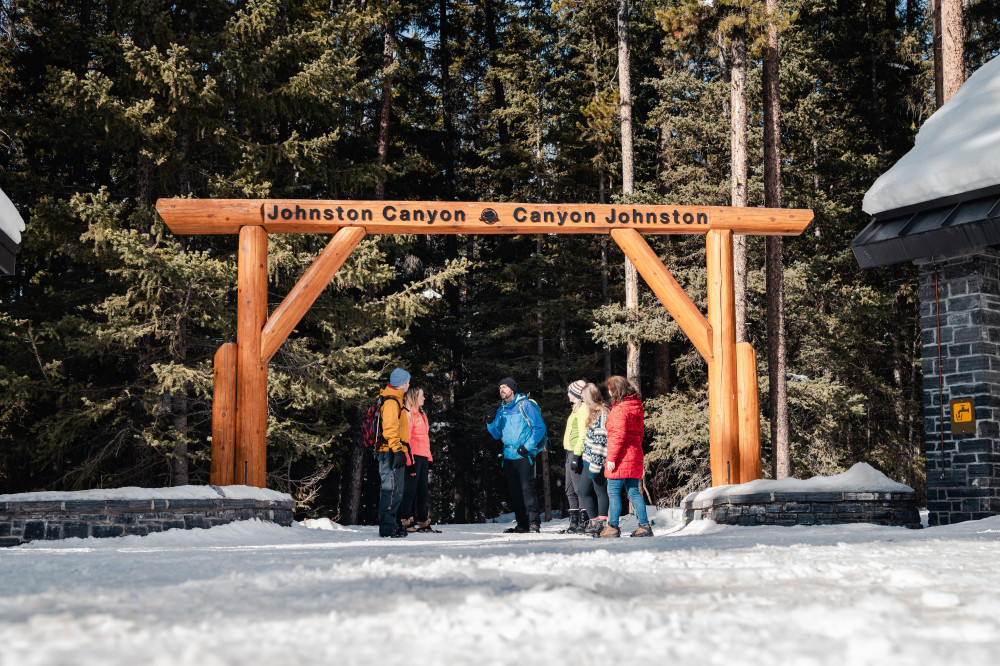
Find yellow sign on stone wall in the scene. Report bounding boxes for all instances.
[950,398,975,435]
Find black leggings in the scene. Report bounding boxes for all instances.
[577,467,609,518]
[400,455,430,523]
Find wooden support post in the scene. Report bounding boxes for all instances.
[236,226,268,487]
[260,226,364,363]
[210,342,237,485]
[706,229,740,486]
[736,341,762,483]
[610,229,713,363]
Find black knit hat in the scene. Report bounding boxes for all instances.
[498,377,517,392]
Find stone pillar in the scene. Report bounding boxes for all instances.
[917,250,1000,526]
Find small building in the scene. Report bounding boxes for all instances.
[853,56,1000,526]
[0,187,25,276]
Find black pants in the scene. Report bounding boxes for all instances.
[578,467,609,518]
[400,455,430,523]
[377,451,405,536]
[504,456,541,528]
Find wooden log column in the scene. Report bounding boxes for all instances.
[236,226,268,487]
[706,229,740,486]
[736,341,762,483]
[210,342,237,486]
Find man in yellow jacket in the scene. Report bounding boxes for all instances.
[378,367,412,537]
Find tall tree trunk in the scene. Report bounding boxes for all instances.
[482,0,509,145]
[865,6,884,152]
[730,26,748,343]
[764,0,789,479]
[440,0,455,194]
[932,1,944,108]
[941,0,965,103]
[653,341,670,396]
[375,23,394,199]
[592,29,612,378]
[536,238,552,521]
[171,323,189,486]
[592,31,607,205]
[342,407,365,524]
[618,0,639,388]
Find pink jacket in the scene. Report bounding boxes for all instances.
[408,410,433,461]
[604,395,644,479]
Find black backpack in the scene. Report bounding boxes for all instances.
[361,395,401,453]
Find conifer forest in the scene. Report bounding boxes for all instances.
[1,0,998,523]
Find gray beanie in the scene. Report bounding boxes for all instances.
[389,368,411,388]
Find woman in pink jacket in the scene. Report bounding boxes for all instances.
[599,376,652,538]
[400,386,439,533]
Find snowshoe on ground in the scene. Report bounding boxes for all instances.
[416,520,441,533]
[598,524,620,538]
[585,519,604,537]
[401,517,417,533]
[528,523,541,533]
[630,524,653,537]
[503,525,529,534]
[381,525,409,538]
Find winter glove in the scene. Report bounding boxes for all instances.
[516,445,530,458]
[484,409,495,425]
[570,454,583,474]
[392,450,408,469]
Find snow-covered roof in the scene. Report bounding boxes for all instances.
[684,462,913,504]
[863,55,1000,215]
[0,187,25,245]
[0,484,293,503]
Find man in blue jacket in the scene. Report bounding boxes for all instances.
[486,377,547,533]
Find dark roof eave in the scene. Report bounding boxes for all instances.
[0,228,20,276]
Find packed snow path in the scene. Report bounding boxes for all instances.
[2,510,999,665]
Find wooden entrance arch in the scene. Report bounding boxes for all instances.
[156,199,812,488]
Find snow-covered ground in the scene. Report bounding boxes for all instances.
[2,509,999,666]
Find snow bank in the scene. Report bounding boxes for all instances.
[863,55,1000,214]
[0,484,292,503]
[0,187,25,244]
[685,462,913,503]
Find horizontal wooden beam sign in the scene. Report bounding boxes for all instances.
[156,198,813,236]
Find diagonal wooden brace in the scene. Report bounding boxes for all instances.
[260,227,366,363]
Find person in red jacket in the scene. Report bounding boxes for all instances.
[599,375,653,538]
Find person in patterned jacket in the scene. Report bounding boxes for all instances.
[578,382,611,536]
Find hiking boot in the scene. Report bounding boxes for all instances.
[380,526,408,538]
[568,510,590,534]
[630,524,653,537]
[598,524,620,538]
[503,525,529,534]
[401,517,417,533]
[585,519,604,536]
[528,523,541,533]
[559,510,581,534]
[416,520,441,533]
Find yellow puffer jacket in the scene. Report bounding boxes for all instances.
[378,385,411,461]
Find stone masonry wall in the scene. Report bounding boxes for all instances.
[917,249,1000,526]
[0,496,295,547]
[681,490,921,528]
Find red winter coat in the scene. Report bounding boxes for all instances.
[604,394,645,479]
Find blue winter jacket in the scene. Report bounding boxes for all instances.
[486,394,547,461]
